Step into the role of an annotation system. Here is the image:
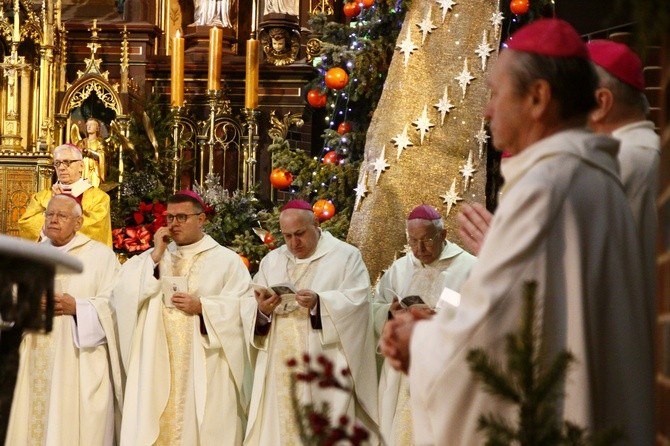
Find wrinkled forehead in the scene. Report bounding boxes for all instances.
[167,201,197,213]
[279,209,315,232]
[47,195,78,214]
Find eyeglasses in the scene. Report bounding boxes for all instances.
[165,213,201,223]
[44,212,75,221]
[407,234,440,247]
[53,159,81,168]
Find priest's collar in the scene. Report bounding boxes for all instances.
[169,233,217,258]
[283,229,337,265]
[411,241,464,268]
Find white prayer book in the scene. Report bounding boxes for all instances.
[161,276,188,308]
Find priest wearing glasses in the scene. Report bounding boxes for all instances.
[18,143,112,246]
[114,190,252,446]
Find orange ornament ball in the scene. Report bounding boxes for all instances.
[361,0,375,8]
[239,254,251,270]
[269,168,293,189]
[322,151,340,165]
[510,0,529,15]
[337,121,352,135]
[307,89,327,108]
[312,199,336,222]
[325,67,349,90]
[343,1,361,18]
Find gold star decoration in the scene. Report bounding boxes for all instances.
[434,85,455,126]
[396,27,419,68]
[392,124,414,160]
[354,170,369,211]
[412,105,435,144]
[459,149,477,190]
[474,119,489,159]
[490,11,504,35]
[416,7,438,45]
[475,30,494,71]
[372,145,391,185]
[435,0,457,23]
[440,178,463,215]
[454,58,475,98]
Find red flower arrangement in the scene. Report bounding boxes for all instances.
[113,201,167,256]
[288,354,370,445]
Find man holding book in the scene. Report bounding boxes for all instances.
[373,204,476,446]
[242,199,378,445]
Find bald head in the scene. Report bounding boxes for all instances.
[279,208,320,259]
[44,195,83,246]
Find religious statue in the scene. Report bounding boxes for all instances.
[72,118,107,188]
[263,0,299,16]
[193,0,232,27]
[260,26,300,66]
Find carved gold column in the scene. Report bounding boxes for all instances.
[37,0,56,151]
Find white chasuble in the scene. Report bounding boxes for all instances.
[374,242,476,446]
[242,231,379,446]
[6,234,122,446]
[115,234,252,446]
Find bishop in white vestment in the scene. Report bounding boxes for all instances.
[242,200,379,445]
[6,194,123,446]
[374,205,476,446]
[114,191,252,446]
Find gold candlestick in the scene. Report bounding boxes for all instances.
[171,106,184,193]
[171,30,184,107]
[241,108,260,194]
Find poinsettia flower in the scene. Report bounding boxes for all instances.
[133,211,145,225]
[123,225,152,252]
[112,228,126,250]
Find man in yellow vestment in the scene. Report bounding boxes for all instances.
[18,144,112,247]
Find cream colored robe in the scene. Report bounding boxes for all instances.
[241,231,379,445]
[409,129,654,445]
[5,234,123,446]
[374,242,476,446]
[18,179,112,247]
[612,120,660,323]
[114,234,251,446]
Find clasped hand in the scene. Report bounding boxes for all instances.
[380,307,434,374]
[169,292,202,315]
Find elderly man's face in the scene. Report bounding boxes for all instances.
[166,201,205,246]
[406,219,446,265]
[44,196,83,247]
[54,148,83,185]
[279,209,320,259]
[484,50,534,155]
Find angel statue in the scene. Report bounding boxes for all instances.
[71,117,107,188]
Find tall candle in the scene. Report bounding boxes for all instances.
[171,30,184,107]
[208,26,223,91]
[245,39,259,109]
[251,0,257,34]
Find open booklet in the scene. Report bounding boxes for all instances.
[250,282,297,298]
[386,288,430,309]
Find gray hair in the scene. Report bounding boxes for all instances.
[508,50,598,120]
[593,64,650,116]
[53,144,82,161]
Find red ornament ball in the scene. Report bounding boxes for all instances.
[269,168,293,189]
[322,151,340,165]
[337,121,352,135]
[510,0,529,15]
[263,232,276,248]
[343,1,361,18]
[307,89,327,108]
[312,199,336,222]
[325,67,349,90]
[239,254,251,270]
[361,0,375,8]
